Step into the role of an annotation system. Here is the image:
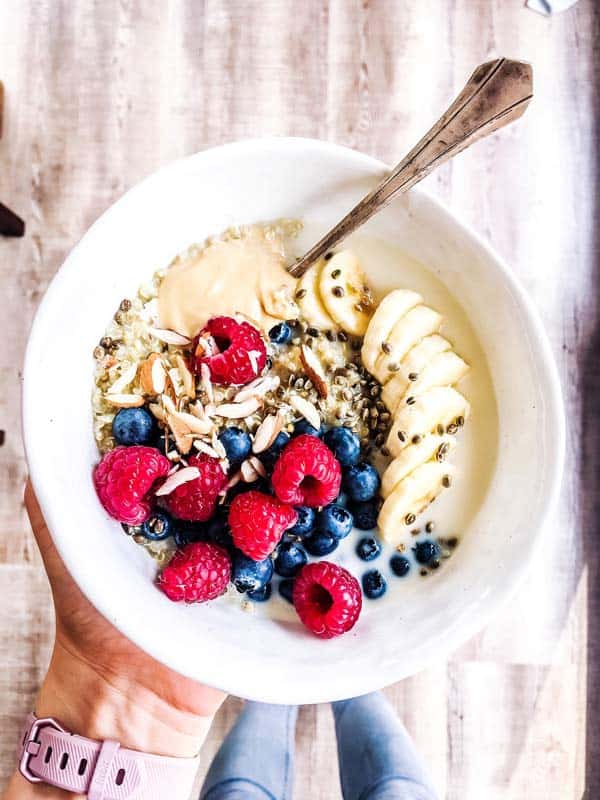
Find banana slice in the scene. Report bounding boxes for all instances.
[381,434,455,499]
[295,259,335,330]
[373,305,442,383]
[383,349,469,413]
[386,386,470,458]
[378,462,455,544]
[381,334,452,410]
[319,251,374,336]
[361,289,422,374]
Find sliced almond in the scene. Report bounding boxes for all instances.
[290,394,321,431]
[248,455,267,478]
[193,439,220,458]
[105,393,145,408]
[148,402,167,422]
[161,393,177,415]
[252,412,284,453]
[234,375,280,403]
[247,349,262,375]
[188,401,207,421]
[300,344,328,398]
[107,362,138,395]
[139,353,167,395]
[241,459,261,482]
[211,433,228,460]
[172,410,214,435]
[166,413,194,454]
[155,466,200,496]
[149,328,191,346]
[214,397,262,418]
[175,354,195,399]
[168,366,184,398]
[205,402,217,418]
[200,363,214,402]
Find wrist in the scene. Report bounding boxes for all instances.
[36,641,210,759]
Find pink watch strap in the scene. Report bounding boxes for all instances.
[18,713,200,799]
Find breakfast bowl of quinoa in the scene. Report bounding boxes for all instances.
[22,138,564,703]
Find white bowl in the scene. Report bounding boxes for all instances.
[23,138,564,704]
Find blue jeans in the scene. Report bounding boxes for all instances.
[200,692,438,800]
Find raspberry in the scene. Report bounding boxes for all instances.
[271,435,341,508]
[293,561,362,639]
[192,316,267,385]
[158,541,231,603]
[94,446,170,525]
[229,490,297,561]
[163,453,227,521]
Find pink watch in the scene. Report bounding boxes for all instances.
[18,713,200,799]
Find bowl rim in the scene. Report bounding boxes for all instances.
[22,137,565,702]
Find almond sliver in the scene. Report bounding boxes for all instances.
[107,362,138,395]
[252,413,284,454]
[105,393,145,408]
[149,328,191,346]
[234,375,280,403]
[241,459,261,482]
[290,394,321,431]
[193,439,220,458]
[155,466,200,496]
[173,410,214,435]
[175,354,195,399]
[200,363,214,402]
[215,398,262,418]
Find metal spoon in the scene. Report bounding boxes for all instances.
[289,57,533,278]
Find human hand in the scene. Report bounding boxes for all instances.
[3,482,226,799]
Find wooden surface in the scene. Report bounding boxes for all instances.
[0,1,596,798]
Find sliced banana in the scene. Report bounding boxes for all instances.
[381,434,455,499]
[381,334,452,410]
[383,349,469,413]
[361,289,422,374]
[386,386,470,458]
[378,462,456,544]
[319,251,374,336]
[295,259,335,330]
[373,305,442,383]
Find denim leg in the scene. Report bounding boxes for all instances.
[200,702,298,800]
[331,692,439,800]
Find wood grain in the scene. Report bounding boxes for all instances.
[1,1,597,798]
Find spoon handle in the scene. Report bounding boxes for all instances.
[289,58,533,278]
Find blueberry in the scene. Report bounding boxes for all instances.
[232,552,274,593]
[323,427,360,467]
[342,462,381,502]
[218,427,252,465]
[278,578,295,604]
[288,506,316,538]
[304,532,339,556]
[350,499,380,530]
[173,520,207,548]
[362,569,387,599]
[141,510,174,541]
[294,419,322,438]
[268,322,292,344]
[356,536,382,561]
[316,504,353,540]
[390,554,411,577]
[274,541,308,577]
[112,407,156,446]
[247,583,272,602]
[262,431,291,469]
[413,539,440,565]
[205,512,233,551]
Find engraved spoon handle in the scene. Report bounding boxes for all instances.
[289,58,533,278]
